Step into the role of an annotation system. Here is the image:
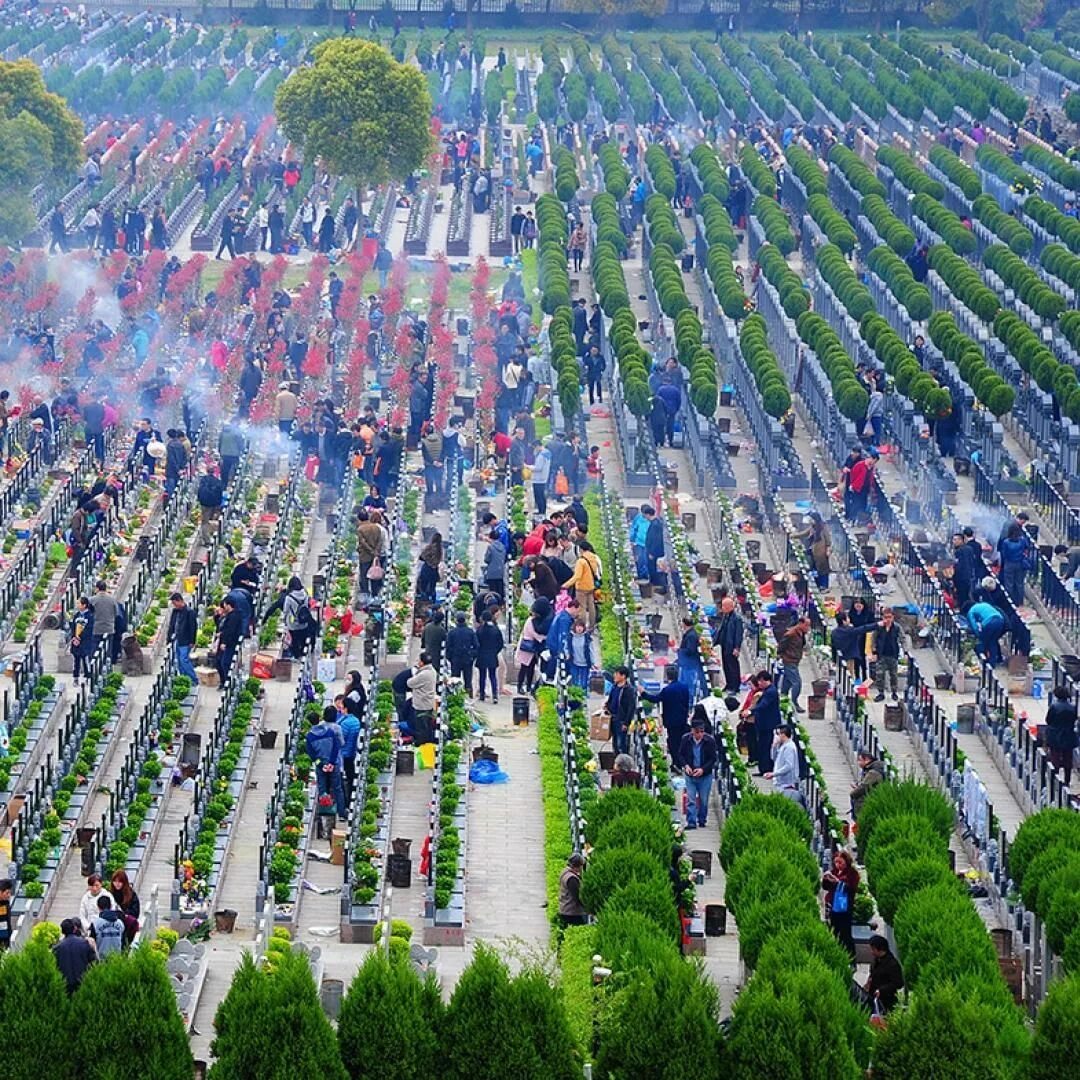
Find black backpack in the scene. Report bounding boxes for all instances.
[197,474,223,508]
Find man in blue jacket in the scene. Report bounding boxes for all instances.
[678,717,718,829]
[640,664,691,762]
[629,504,654,580]
[543,598,580,679]
[306,706,346,816]
[335,695,361,805]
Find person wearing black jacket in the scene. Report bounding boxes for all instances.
[871,609,903,702]
[605,666,637,755]
[865,935,905,1013]
[53,918,95,993]
[215,598,244,686]
[476,611,504,702]
[713,597,744,693]
[1045,685,1079,785]
[640,664,691,762]
[677,719,718,829]
[644,511,666,586]
[446,612,479,695]
[167,593,198,680]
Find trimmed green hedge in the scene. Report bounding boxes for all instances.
[816,242,874,321]
[913,193,976,255]
[866,246,932,321]
[927,311,1015,418]
[1063,311,1080,357]
[778,32,853,123]
[689,141,730,204]
[927,244,1000,323]
[659,39,720,121]
[740,313,791,419]
[548,307,583,421]
[829,144,887,199]
[878,145,945,199]
[1023,144,1080,192]
[554,147,579,206]
[739,142,776,199]
[975,144,1037,195]
[752,193,796,255]
[807,193,857,253]
[928,145,983,201]
[860,311,952,420]
[536,193,571,313]
[796,312,867,421]
[858,781,1030,1075]
[995,309,1080,423]
[648,234,690,317]
[862,193,916,255]
[1026,196,1080,255]
[644,192,685,255]
[972,193,1033,256]
[597,141,629,200]
[692,39,750,121]
[1042,243,1080,293]
[758,242,809,320]
[644,143,676,200]
[984,243,1066,322]
[699,193,737,252]
[705,230,748,321]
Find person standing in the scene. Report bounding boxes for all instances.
[476,611,504,702]
[583,344,605,406]
[90,894,125,957]
[337,696,361,806]
[215,597,244,686]
[306,706,347,817]
[0,878,11,951]
[109,870,140,946]
[558,853,588,926]
[822,849,860,960]
[80,203,101,250]
[531,441,552,515]
[49,204,67,253]
[676,616,705,699]
[569,221,587,272]
[274,382,297,436]
[778,617,810,713]
[446,611,479,696]
[744,669,780,775]
[53,918,96,993]
[510,205,526,253]
[1045,685,1078,786]
[167,593,198,681]
[79,873,112,931]
[407,653,438,745]
[714,596,744,693]
[765,724,803,806]
[640,664,692,762]
[565,541,602,630]
[605,665,637,755]
[850,749,887,820]
[70,597,96,680]
[865,935,905,1013]
[216,209,237,260]
[422,611,447,669]
[679,717,718,829]
[300,197,316,247]
[870,608,902,702]
[89,579,118,662]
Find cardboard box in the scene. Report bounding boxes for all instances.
[331,828,347,866]
[590,710,610,742]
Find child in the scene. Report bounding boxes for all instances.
[565,619,594,690]
[586,445,601,480]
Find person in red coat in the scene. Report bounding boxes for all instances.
[822,848,860,959]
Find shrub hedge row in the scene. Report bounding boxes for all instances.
[644,191,685,255]
[1024,144,1080,192]
[1010,809,1080,972]
[645,142,676,200]
[927,311,1016,417]
[860,311,953,419]
[928,144,983,200]
[912,192,977,255]
[599,35,653,125]
[817,241,874,319]
[778,31,853,122]
[739,142,777,199]
[740,313,792,419]
[808,192,858,253]
[536,193,571,313]
[1043,243,1080,292]
[866,246,933,320]
[972,193,1034,255]
[857,782,1031,1078]
[994,310,1080,422]
[1061,311,1080,356]
[984,243,1067,322]
[722,795,871,1077]
[785,143,828,197]
[648,237,690,320]
[606,307,653,417]
[1025,196,1080,254]
[975,144,1037,195]
[549,306,583,421]
[554,147,579,205]
[597,141,629,201]
[720,34,785,121]
[700,193,737,252]
[862,193,916,255]
[659,39,720,121]
[927,243,1001,322]
[796,310,869,420]
[704,212,748,321]
[691,39,750,121]
[591,191,628,258]
[758,242,810,319]
[752,193,796,254]
[878,145,946,199]
[629,38,689,121]
[753,41,816,121]
[829,143,888,199]
[689,141,731,204]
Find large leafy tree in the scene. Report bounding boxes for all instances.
[275,38,431,207]
[0,941,74,1076]
[0,59,83,244]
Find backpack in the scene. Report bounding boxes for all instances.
[295,602,316,630]
[197,474,223,507]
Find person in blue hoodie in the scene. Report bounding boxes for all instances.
[335,695,361,806]
[997,522,1031,607]
[640,664,692,762]
[628,504,653,580]
[543,598,579,680]
[305,706,346,816]
[967,601,1007,667]
[564,619,595,690]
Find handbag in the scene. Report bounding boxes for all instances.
[366,560,385,581]
[832,879,850,914]
[518,638,540,654]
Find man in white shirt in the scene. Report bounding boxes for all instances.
[765,725,805,808]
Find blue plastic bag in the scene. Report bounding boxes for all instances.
[469,758,509,784]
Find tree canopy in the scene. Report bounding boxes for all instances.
[0,59,82,176]
[274,38,431,194]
